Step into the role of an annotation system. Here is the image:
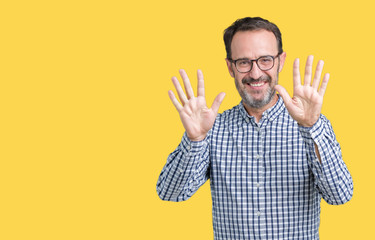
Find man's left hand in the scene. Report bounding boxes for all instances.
[275,55,330,127]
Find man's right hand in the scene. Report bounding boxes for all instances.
[168,69,226,142]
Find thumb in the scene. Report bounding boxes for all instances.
[211,92,226,114]
[274,85,293,107]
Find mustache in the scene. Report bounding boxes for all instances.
[242,75,271,85]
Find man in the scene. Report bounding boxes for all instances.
[156,17,353,240]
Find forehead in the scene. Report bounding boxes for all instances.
[230,30,278,59]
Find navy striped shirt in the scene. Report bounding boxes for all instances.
[157,96,353,240]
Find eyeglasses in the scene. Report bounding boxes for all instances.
[228,53,281,73]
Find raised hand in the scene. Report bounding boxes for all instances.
[168,69,225,141]
[274,55,330,127]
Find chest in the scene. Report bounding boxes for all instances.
[209,120,311,189]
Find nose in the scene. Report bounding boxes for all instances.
[247,61,263,79]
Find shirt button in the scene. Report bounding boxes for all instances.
[256,182,261,188]
[256,211,261,216]
[186,145,191,150]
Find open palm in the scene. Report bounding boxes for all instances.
[275,56,329,127]
[168,69,225,141]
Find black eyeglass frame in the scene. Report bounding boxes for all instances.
[228,53,282,73]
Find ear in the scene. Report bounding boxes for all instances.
[278,52,287,73]
[225,58,235,78]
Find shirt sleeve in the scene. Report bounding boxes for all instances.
[298,114,353,205]
[156,132,211,202]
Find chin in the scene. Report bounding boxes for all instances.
[243,91,275,109]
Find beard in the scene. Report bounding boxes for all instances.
[235,74,277,109]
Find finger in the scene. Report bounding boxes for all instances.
[304,55,314,86]
[275,85,293,107]
[172,76,188,104]
[168,90,183,112]
[318,73,330,97]
[312,60,324,90]
[179,69,195,99]
[197,69,205,97]
[211,92,226,114]
[293,58,302,88]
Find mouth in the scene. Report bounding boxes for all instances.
[244,81,268,89]
[248,81,266,87]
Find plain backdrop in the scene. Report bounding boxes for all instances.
[0,0,373,239]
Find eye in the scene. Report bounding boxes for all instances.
[237,60,250,66]
[259,57,273,64]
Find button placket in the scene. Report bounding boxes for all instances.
[252,124,266,238]
[258,125,266,237]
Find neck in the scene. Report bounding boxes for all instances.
[243,94,278,123]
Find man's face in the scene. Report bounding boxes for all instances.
[226,30,286,109]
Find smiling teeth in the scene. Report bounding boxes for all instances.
[250,82,265,87]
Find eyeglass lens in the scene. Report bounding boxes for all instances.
[236,56,274,72]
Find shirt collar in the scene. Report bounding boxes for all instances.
[238,95,285,123]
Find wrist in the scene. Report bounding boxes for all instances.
[187,133,207,142]
[298,122,314,128]
[298,115,321,128]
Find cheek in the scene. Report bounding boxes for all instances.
[234,77,243,89]
[268,70,279,81]
[235,75,245,85]
[271,73,279,86]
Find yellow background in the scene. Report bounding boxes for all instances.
[0,0,373,239]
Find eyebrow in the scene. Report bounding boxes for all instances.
[235,57,250,61]
[233,55,273,61]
